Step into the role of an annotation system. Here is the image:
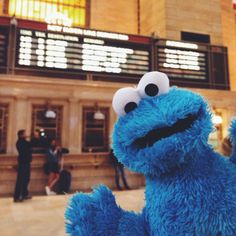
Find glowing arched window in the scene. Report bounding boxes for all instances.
[8,0,87,27]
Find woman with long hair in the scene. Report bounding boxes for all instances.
[45,139,62,195]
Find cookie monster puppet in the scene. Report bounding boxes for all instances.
[65,71,236,235]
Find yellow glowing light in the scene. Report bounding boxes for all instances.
[45,12,72,27]
[8,0,86,27]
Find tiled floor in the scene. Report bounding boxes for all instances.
[0,189,145,236]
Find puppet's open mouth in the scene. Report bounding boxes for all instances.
[133,114,198,149]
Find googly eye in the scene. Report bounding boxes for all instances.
[112,87,141,116]
[137,71,170,98]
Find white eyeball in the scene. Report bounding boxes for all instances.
[112,87,141,116]
[137,71,170,98]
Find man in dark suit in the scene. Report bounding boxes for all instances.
[13,129,32,202]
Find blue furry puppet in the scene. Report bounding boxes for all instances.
[65,71,236,235]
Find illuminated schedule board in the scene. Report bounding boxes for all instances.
[16,27,151,76]
[0,26,8,68]
[156,39,208,81]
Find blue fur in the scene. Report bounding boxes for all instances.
[65,77,236,235]
[229,119,236,164]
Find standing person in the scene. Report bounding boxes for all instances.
[45,139,62,195]
[221,136,236,166]
[13,129,32,202]
[109,149,130,191]
[221,136,232,157]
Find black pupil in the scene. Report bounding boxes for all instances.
[145,83,159,96]
[124,102,137,113]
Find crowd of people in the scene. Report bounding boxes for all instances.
[13,129,131,203]
[15,128,235,203]
[13,129,65,202]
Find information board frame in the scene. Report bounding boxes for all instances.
[0,26,9,71]
[14,21,152,80]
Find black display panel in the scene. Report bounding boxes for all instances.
[16,28,151,76]
[0,26,8,67]
[156,40,208,81]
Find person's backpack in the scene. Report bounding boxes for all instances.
[57,170,71,194]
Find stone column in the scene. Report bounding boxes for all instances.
[12,96,30,154]
[68,98,80,154]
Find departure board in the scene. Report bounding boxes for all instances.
[16,28,151,76]
[0,27,8,67]
[156,40,208,80]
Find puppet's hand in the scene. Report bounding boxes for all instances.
[65,185,122,236]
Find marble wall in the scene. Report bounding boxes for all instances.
[1,74,236,195]
[0,153,145,196]
[0,74,118,154]
[1,74,236,155]
[90,0,138,34]
[221,0,236,91]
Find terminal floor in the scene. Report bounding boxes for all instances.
[0,189,145,236]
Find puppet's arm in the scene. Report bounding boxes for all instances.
[117,210,148,236]
[65,185,148,236]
